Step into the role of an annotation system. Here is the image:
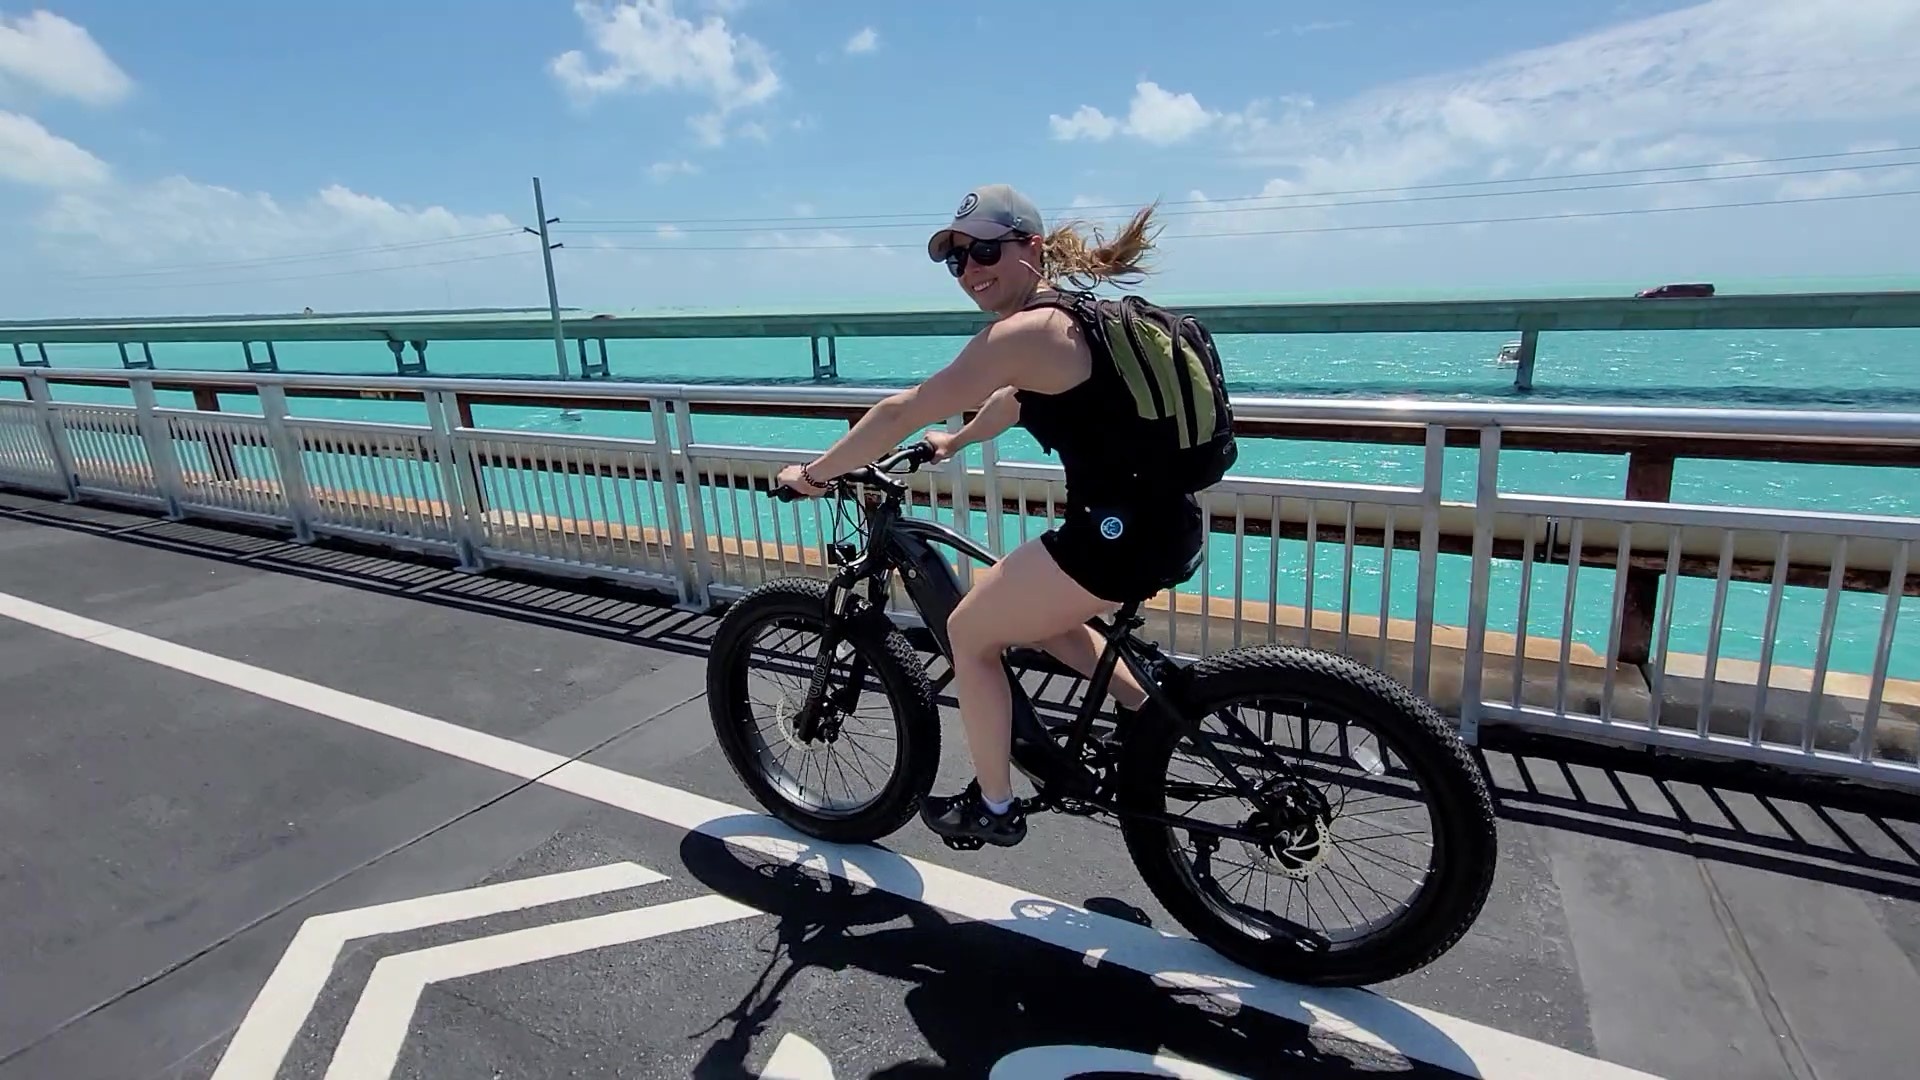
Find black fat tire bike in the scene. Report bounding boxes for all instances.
[705,442,1498,987]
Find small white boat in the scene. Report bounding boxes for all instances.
[1493,340,1524,365]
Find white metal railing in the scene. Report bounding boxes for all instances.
[1,367,1915,792]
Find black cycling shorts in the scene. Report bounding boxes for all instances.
[1039,496,1207,604]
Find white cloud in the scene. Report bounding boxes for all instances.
[1048,105,1118,142]
[36,176,523,273]
[1125,82,1219,144]
[1049,81,1235,145]
[0,9,132,106]
[648,158,700,180]
[550,0,780,146]
[1234,0,1920,195]
[0,110,108,187]
[744,228,857,249]
[1776,161,1920,199]
[845,27,878,54]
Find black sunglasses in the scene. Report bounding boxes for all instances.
[938,233,1032,277]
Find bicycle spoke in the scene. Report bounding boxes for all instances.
[1154,687,1443,951]
[732,616,907,817]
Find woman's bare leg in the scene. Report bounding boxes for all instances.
[1031,623,1148,711]
[944,537,1120,806]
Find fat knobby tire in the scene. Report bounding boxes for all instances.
[1116,643,1498,987]
[706,577,940,844]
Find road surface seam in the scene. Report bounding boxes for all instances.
[1696,860,1818,1080]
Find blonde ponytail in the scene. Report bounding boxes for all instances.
[1040,203,1160,289]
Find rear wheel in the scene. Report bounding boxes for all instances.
[1116,644,1497,986]
[706,577,940,844]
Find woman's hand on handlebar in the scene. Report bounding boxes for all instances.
[774,462,831,499]
[922,431,961,464]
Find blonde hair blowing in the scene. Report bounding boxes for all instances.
[1040,203,1161,290]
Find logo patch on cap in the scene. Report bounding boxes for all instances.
[955,192,978,218]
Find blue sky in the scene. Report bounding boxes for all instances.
[3,0,1918,317]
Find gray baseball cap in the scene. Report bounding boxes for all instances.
[927,184,1044,260]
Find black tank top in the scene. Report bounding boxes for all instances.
[1013,291,1180,508]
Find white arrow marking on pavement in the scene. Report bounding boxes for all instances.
[208,861,665,1080]
[323,893,761,1080]
[0,589,1671,1080]
[760,1033,837,1080]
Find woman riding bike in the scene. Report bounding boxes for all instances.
[774,184,1205,849]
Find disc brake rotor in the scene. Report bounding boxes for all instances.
[1246,779,1336,881]
[1255,814,1334,881]
[770,692,810,752]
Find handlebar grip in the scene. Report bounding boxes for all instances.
[768,483,803,502]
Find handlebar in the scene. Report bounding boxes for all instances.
[769,439,940,502]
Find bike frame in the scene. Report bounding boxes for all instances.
[785,450,1300,830]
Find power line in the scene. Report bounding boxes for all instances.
[560,159,1920,235]
[65,248,540,292]
[582,187,1920,252]
[64,229,529,281]
[558,144,1920,227]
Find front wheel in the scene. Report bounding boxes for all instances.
[1116,644,1497,987]
[706,576,941,844]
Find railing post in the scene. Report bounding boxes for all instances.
[1412,424,1445,699]
[980,433,1003,558]
[258,384,316,543]
[651,396,708,609]
[129,375,186,518]
[423,389,483,570]
[1459,424,1503,743]
[22,371,77,501]
[1617,450,1675,666]
[946,412,972,587]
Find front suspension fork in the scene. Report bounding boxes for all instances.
[792,575,871,742]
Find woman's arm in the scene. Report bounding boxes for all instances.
[779,310,1066,492]
[927,385,1021,460]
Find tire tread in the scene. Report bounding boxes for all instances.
[706,576,939,843]
[1119,642,1498,986]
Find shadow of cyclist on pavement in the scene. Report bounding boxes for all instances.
[674,824,1474,1079]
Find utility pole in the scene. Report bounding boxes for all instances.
[525,176,568,379]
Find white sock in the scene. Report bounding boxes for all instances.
[982,793,1013,815]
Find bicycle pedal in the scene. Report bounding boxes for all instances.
[941,836,986,851]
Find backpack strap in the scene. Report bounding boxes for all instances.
[1018,287,1122,384]
[1018,287,1099,326]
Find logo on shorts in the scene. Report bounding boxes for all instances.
[1099,515,1124,540]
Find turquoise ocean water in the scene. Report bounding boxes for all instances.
[10,287,1918,683]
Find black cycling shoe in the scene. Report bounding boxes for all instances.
[919,780,1027,850]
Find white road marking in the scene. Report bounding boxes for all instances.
[0,589,1669,1080]
[207,862,665,1080]
[990,1044,1249,1079]
[323,893,761,1080]
[759,1032,838,1079]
